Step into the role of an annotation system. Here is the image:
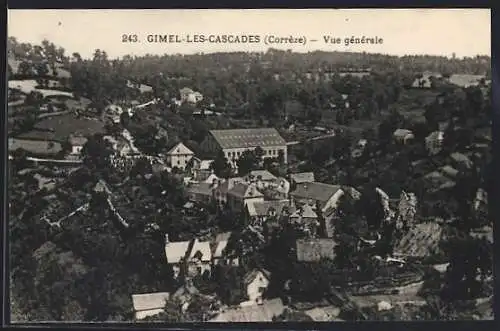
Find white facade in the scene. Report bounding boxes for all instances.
[243,270,270,305]
[165,142,194,170]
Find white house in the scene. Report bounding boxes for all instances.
[180,87,203,104]
[240,268,271,306]
[226,183,265,213]
[426,131,445,155]
[186,239,212,277]
[212,232,239,267]
[165,142,194,170]
[68,135,88,156]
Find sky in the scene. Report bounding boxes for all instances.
[8,9,491,59]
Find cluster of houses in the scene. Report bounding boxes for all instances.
[128,120,487,321]
[171,87,204,107]
[127,128,385,320]
[411,71,490,89]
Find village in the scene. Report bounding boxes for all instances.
[7,35,493,322]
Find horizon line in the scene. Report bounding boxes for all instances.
[7,36,491,62]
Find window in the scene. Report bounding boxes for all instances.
[272,150,276,155]
[258,286,266,293]
[177,160,181,165]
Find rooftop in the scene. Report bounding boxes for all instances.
[186,182,214,197]
[298,204,318,218]
[304,306,341,321]
[213,232,232,258]
[132,292,170,312]
[450,152,473,168]
[248,200,293,218]
[188,239,212,262]
[246,170,278,182]
[166,142,194,156]
[393,129,414,138]
[69,135,88,146]
[199,159,214,170]
[209,128,286,149]
[296,239,337,262]
[394,222,444,257]
[290,182,342,204]
[448,74,485,88]
[209,298,285,322]
[290,172,315,184]
[165,240,191,264]
[227,183,264,199]
[243,268,271,286]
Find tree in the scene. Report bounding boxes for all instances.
[35,63,49,77]
[215,266,246,305]
[18,61,33,76]
[442,235,492,300]
[129,157,153,178]
[289,258,336,301]
[277,149,285,166]
[31,242,90,320]
[359,187,385,230]
[131,124,167,155]
[237,149,261,175]
[333,194,367,268]
[120,112,130,127]
[25,91,44,106]
[81,134,114,177]
[210,150,232,178]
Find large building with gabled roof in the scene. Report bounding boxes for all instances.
[200,128,288,167]
[165,142,194,170]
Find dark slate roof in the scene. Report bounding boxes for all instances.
[227,183,263,199]
[209,128,286,149]
[296,239,337,262]
[290,182,341,204]
[246,170,278,182]
[249,200,294,217]
[186,182,213,196]
[290,172,315,184]
[243,268,271,285]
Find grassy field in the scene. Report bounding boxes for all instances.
[9,79,74,98]
[8,137,63,155]
[16,114,105,142]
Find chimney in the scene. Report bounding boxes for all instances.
[165,234,169,245]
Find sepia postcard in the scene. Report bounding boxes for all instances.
[6,9,492,323]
